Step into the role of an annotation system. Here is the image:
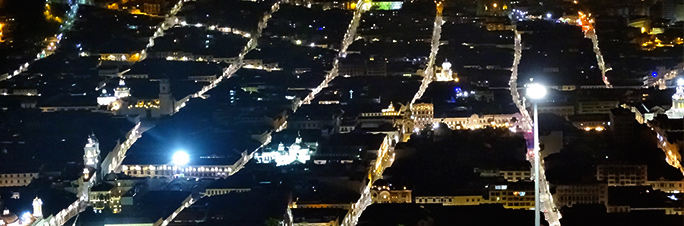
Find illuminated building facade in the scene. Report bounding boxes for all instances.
[83,133,100,169]
[121,164,234,179]
[370,180,412,204]
[487,183,535,210]
[435,60,457,82]
[0,197,43,226]
[414,195,485,206]
[121,150,253,179]
[646,179,684,193]
[0,173,38,187]
[32,197,42,218]
[109,79,176,118]
[666,79,684,119]
[410,103,433,129]
[254,134,312,166]
[436,113,522,130]
[346,1,403,10]
[411,103,521,131]
[477,168,532,182]
[98,52,142,62]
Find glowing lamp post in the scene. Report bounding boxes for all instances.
[526,83,546,226]
[172,151,190,166]
[172,151,190,178]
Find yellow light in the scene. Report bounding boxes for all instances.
[641,27,646,33]
[595,126,604,131]
[584,127,591,131]
[493,3,497,7]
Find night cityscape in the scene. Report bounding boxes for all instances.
[3,0,684,225]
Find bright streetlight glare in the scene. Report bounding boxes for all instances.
[172,151,190,165]
[526,83,547,100]
[677,78,684,87]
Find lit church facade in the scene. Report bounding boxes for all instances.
[254,134,311,166]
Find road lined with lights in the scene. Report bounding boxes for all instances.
[102,0,283,176]
[409,1,444,106]
[2,0,79,81]
[578,12,612,88]
[301,0,368,105]
[53,2,282,225]
[509,29,562,226]
[339,2,444,225]
[649,121,684,174]
[619,103,684,176]
[145,2,285,225]
[138,0,189,61]
[340,135,394,226]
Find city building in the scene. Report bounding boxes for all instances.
[121,153,250,179]
[413,193,485,206]
[646,178,684,193]
[410,103,433,129]
[610,108,638,144]
[292,208,347,226]
[312,133,390,165]
[577,101,619,115]
[108,79,176,118]
[370,180,411,204]
[476,166,531,182]
[338,56,387,77]
[434,60,457,82]
[537,104,575,117]
[486,182,535,210]
[596,164,648,186]
[666,80,684,119]
[0,170,39,187]
[254,133,312,166]
[435,113,522,130]
[554,183,608,208]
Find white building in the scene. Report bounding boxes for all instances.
[254,134,311,166]
[32,197,43,218]
[435,60,457,82]
[665,79,684,119]
[83,133,100,168]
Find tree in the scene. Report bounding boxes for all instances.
[264,217,281,226]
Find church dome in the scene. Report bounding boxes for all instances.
[1,209,18,225]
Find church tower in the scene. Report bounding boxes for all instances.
[83,133,100,168]
[32,197,43,218]
[158,79,175,116]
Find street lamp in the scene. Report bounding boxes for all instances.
[526,83,546,226]
[172,151,190,166]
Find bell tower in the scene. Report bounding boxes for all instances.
[32,197,43,218]
[83,133,100,168]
